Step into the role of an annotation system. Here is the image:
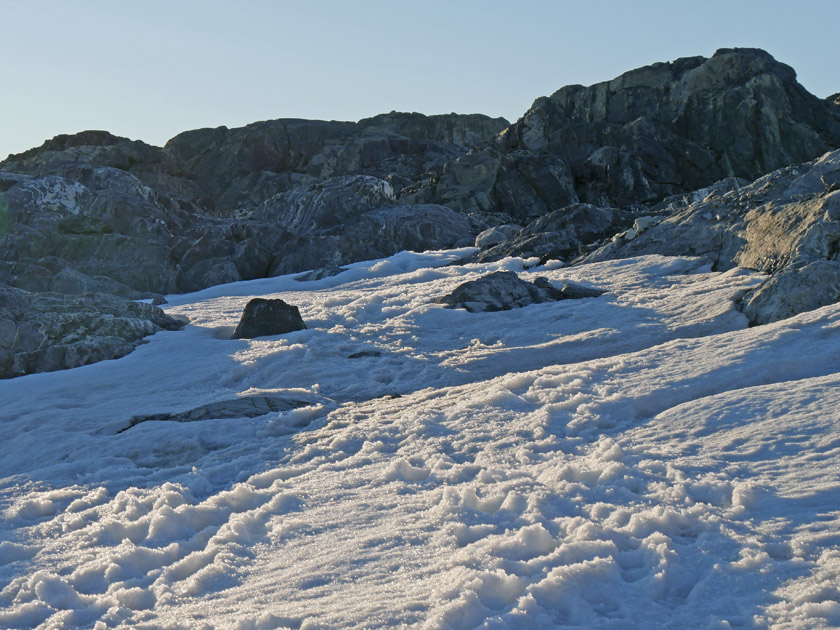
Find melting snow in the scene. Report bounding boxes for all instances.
[2,250,840,629]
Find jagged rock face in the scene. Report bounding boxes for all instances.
[409,48,840,219]
[265,202,472,277]
[401,148,580,224]
[255,175,397,232]
[0,166,472,299]
[516,48,840,197]
[250,175,472,276]
[0,286,184,379]
[358,112,509,147]
[0,169,187,294]
[2,114,508,215]
[585,149,840,323]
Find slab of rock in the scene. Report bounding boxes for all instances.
[119,395,312,432]
[0,285,184,379]
[475,224,522,248]
[585,149,840,323]
[437,271,604,312]
[348,349,382,359]
[232,298,306,339]
[295,267,347,282]
[533,277,606,300]
[741,261,840,325]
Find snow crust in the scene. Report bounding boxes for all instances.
[2,250,840,628]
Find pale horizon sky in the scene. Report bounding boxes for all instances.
[2,0,838,160]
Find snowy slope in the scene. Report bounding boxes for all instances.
[2,250,840,629]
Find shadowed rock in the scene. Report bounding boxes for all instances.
[118,395,312,432]
[348,349,382,359]
[470,203,636,264]
[232,298,306,339]
[437,271,604,312]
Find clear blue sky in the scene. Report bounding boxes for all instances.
[2,0,838,160]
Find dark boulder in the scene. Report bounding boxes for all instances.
[232,298,307,339]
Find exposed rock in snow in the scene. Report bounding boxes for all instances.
[437,271,604,312]
[347,349,382,359]
[0,286,184,379]
[231,298,306,339]
[586,149,840,323]
[741,260,840,325]
[294,267,347,282]
[120,395,314,432]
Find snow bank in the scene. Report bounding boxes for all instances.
[2,250,839,628]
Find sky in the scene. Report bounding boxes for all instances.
[1,0,838,160]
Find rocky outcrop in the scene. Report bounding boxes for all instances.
[585,149,840,324]
[0,166,474,301]
[0,286,184,379]
[232,298,307,339]
[437,271,604,312]
[468,203,636,264]
[407,48,840,221]
[2,113,508,216]
[741,261,840,325]
[252,175,472,276]
[2,49,838,376]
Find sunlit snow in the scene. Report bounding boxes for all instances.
[2,250,840,629]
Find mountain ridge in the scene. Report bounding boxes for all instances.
[1,47,839,378]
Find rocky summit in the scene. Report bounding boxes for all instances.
[1,47,839,377]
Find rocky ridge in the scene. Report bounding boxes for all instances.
[1,47,839,377]
[583,148,840,324]
[405,48,840,222]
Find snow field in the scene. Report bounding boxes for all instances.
[2,250,840,628]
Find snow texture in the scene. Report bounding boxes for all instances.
[2,249,840,629]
